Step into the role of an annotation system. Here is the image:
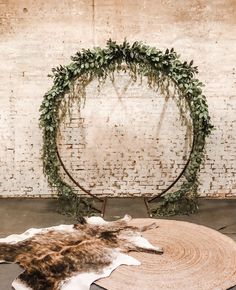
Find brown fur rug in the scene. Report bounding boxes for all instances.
[0,215,163,290]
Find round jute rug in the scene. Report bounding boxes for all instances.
[96,219,236,290]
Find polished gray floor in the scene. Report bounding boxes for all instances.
[0,198,235,290]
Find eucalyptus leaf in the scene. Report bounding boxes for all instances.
[40,40,213,217]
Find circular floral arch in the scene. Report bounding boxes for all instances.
[39,40,213,216]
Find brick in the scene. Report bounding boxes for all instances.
[0,1,236,198]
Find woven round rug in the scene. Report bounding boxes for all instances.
[96,219,236,290]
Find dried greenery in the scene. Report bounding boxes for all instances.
[39,40,213,216]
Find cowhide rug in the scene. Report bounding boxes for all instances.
[0,215,163,290]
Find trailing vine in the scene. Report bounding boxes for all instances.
[39,39,213,216]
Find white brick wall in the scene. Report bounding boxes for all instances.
[0,0,235,198]
[58,74,192,197]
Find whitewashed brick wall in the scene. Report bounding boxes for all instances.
[58,74,192,197]
[0,0,235,198]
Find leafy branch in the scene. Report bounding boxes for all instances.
[39,40,213,216]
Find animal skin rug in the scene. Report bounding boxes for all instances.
[0,215,163,290]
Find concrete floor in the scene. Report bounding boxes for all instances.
[0,198,235,290]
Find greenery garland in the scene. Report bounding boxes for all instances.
[39,40,213,216]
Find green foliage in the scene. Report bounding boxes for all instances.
[39,39,213,216]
